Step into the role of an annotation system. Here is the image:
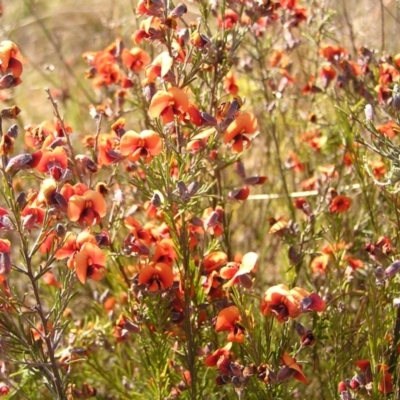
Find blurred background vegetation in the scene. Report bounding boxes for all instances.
[2,0,400,131]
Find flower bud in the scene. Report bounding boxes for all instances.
[375,266,385,280]
[0,251,11,275]
[143,82,156,103]
[151,192,162,208]
[55,223,66,238]
[235,161,246,179]
[187,181,199,196]
[170,3,187,18]
[393,94,400,112]
[385,261,400,278]
[295,322,305,336]
[177,180,190,202]
[338,381,347,393]
[364,104,374,121]
[7,124,18,139]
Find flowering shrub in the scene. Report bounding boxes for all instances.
[1,0,400,399]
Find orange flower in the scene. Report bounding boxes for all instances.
[355,359,372,373]
[153,238,177,266]
[320,64,336,88]
[145,51,174,83]
[278,353,309,383]
[269,49,290,68]
[220,252,258,288]
[268,216,289,236]
[0,133,14,156]
[202,251,228,274]
[378,365,393,394]
[0,239,11,278]
[379,62,399,84]
[124,217,153,246]
[60,182,89,201]
[36,147,68,180]
[0,40,23,88]
[185,102,205,127]
[261,284,325,322]
[97,134,123,166]
[20,207,46,230]
[149,87,189,124]
[70,242,107,284]
[120,130,162,163]
[228,186,250,200]
[132,16,162,43]
[92,50,120,87]
[329,195,351,213]
[217,9,239,29]
[204,343,232,367]
[223,112,258,153]
[137,262,174,291]
[261,284,302,322]
[55,231,97,260]
[215,306,245,343]
[186,128,215,153]
[68,190,107,226]
[224,71,239,95]
[202,270,223,298]
[310,254,330,274]
[370,160,386,178]
[121,47,150,72]
[346,256,364,270]
[203,207,224,236]
[280,0,298,9]
[24,122,53,148]
[319,45,347,62]
[286,151,304,172]
[42,271,62,288]
[377,121,400,139]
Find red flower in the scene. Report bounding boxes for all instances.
[310,254,330,274]
[220,252,258,288]
[68,190,107,226]
[261,284,302,322]
[121,47,150,72]
[149,87,189,124]
[152,238,177,266]
[204,343,232,367]
[320,64,336,88]
[217,9,239,29]
[137,262,174,291]
[54,231,97,260]
[36,147,68,180]
[319,45,347,62]
[70,242,107,284]
[224,112,258,153]
[202,251,228,274]
[228,186,250,201]
[0,40,23,88]
[21,207,46,230]
[377,121,399,139]
[224,71,239,95]
[329,195,351,213]
[0,239,11,280]
[278,353,309,383]
[97,134,123,166]
[215,306,245,343]
[145,51,173,83]
[261,284,325,322]
[120,130,162,163]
